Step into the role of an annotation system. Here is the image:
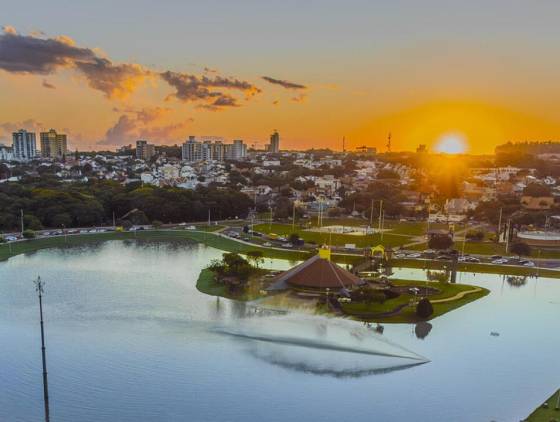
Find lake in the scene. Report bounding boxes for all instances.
[1,240,559,421]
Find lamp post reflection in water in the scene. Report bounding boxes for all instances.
[33,276,50,422]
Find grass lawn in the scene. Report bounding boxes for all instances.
[195,268,228,297]
[253,223,414,248]
[525,389,560,421]
[390,258,560,278]
[195,268,266,301]
[341,279,489,323]
[404,240,560,260]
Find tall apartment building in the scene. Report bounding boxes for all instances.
[269,130,280,153]
[40,129,67,159]
[227,139,247,160]
[182,137,246,162]
[12,129,37,161]
[0,144,14,161]
[136,140,156,160]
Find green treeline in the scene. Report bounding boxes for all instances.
[0,177,253,231]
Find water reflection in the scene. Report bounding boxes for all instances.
[506,275,528,288]
[247,346,428,378]
[415,321,433,340]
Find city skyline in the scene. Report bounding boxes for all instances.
[3,1,560,153]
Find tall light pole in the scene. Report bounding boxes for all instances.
[292,201,296,232]
[20,209,24,235]
[378,200,383,234]
[33,276,50,422]
[496,207,503,243]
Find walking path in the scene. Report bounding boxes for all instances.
[430,287,483,303]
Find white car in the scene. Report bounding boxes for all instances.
[5,235,17,241]
[407,253,421,258]
[522,261,535,267]
[263,242,272,247]
[492,258,508,264]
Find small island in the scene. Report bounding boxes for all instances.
[196,250,489,323]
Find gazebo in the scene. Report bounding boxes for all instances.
[266,254,365,293]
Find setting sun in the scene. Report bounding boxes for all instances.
[434,133,468,154]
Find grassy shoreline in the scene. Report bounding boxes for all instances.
[1,229,559,278]
[341,280,489,323]
[525,389,560,421]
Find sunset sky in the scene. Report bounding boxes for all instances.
[2,0,560,153]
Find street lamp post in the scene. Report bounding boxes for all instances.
[33,276,50,422]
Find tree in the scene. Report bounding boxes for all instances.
[152,220,163,228]
[416,298,434,319]
[376,169,400,180]
[246,250,264,268]
[523,183,551,197]
[428,234,453,250]
[222,253,253,281]
[510,241,531,257]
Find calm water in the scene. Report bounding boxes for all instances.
[1,240,559,422]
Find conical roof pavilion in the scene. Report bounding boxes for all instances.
[267,255,364,291]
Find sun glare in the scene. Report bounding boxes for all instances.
[434,134,468,154]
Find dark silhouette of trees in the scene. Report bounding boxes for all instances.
[416,298,434,319]
[510,241,531,257]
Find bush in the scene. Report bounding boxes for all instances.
[428,234,453,250]
[288,233,300,244]
[350,286,386,304]
[416,298,434,319]
[327,208,343,217]
[22,229,36,239]
[152,220,163,228]
[510,241,531,256]
[465,229,484,241]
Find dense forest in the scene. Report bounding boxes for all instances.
[0,177,253,231]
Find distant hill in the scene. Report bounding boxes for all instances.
[495,141,560,155]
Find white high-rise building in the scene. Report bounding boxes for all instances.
[226,139,247,160]
[182,137,246,162]
[12,130,37,161]
[269,130,280,153]
[0,144,13,161]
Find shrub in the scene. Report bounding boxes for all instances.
[416,298,434,319]
[152,220,163,228]
[383,289,400,300]
[465,229,484,241]
[327,208,343,217]
[288,233,300,244]
[22,229,36,239]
